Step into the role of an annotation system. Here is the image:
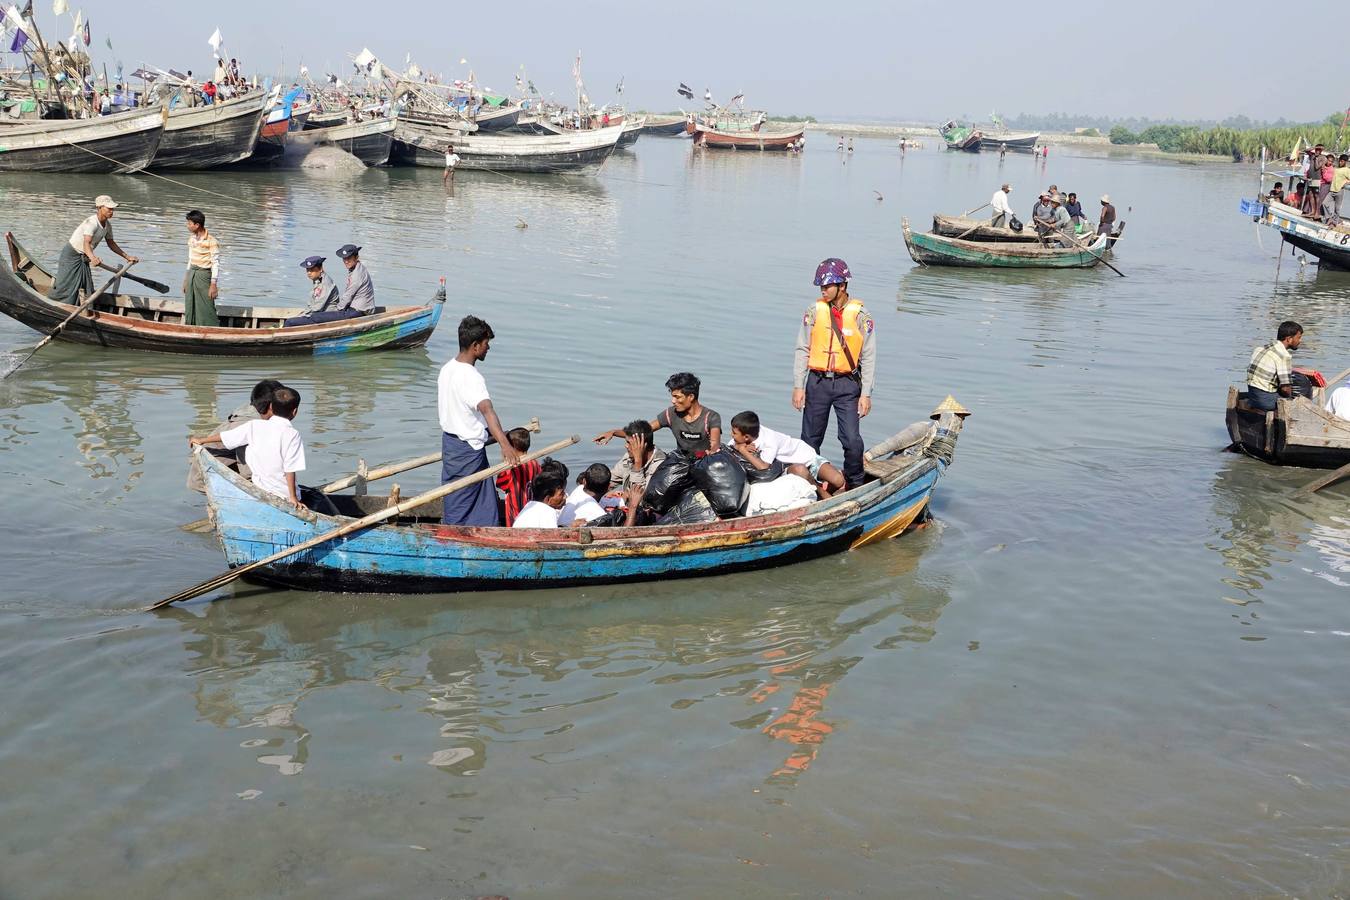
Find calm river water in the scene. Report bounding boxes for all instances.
[3,137,1350,898]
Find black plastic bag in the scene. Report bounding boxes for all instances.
[1009,214,1023,233]
[655,489,717,526]
[733,454,784,485]
[642,449,695,514]
[692,449,750,518]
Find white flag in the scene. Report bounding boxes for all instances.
[353,47,375,69]
[52,0,67,14]
[207,27,222,55]
[298,64,308,77]
[4,5,25,30]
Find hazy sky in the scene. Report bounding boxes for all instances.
[2,0,1330,123]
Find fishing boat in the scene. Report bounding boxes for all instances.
[902,218,1109,268]
[1,233,444,356]
[392,122,623,175]
[304,107,349,130]
[291,118,396,166]
[640,114,691,136]
[616,118,644,149]
[1226,386,1350,467]
[938,120,982,152]
[931,214,1043,243]
[1249,198,1350,270]
[0,106,164,173]
[191,399,967,594]
[983,114,1038,152]
[689,116,804,151]
[149,90,269,170]
[287,101,314,132]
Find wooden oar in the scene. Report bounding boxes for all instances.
[96,260,170,294]
[181,417,543,532]
[1059,229,1127,277]
[960,202,990,217]
[1295,462,1350,497]
[149,435,579,610]
[3,262,134,379]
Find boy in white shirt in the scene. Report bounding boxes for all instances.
[512,472,568,528]
[559,464,611,525]
[190,384,309,509]
[728,410,846,498]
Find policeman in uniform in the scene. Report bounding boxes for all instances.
[791,257,875,491]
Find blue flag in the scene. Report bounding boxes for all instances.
[10,28,28,53]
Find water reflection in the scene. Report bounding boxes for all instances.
[164,565,952,787]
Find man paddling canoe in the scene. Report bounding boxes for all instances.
[52,195,139,305]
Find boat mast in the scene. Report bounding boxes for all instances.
[19,11,68,117]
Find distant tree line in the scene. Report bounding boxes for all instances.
[1003,111,1333,133]
[1105,112,1348,159]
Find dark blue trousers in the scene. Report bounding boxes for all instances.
[801,371,864,488]
[283,308,366,327]
[441,433,500,526]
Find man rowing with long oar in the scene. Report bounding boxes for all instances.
[52,195,139,305]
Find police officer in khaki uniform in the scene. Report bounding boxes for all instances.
[791,257,875,490]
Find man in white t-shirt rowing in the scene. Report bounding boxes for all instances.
[438,315,520,526]
[52,195,139,305]
[189,384,309,509]
[729,410,846,498]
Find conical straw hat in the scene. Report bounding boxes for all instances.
[930,395,971,420]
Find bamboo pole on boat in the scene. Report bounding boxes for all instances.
[4,262,134,378]
[151,435,579,610]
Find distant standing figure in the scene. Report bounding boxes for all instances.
[1328,155,1350,226]
[183,209,221,327]
[443,145,460,184]
[847,138,854,153]
[1097,195,1117,236]
[999,142,1007,159]
[837,136,844,151]
[990,183,1014,228]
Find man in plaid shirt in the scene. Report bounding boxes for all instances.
[1246,320,1303,411]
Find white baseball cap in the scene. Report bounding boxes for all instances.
[94,194,119,209]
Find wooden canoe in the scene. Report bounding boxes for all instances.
[291,118,396,166]
[150,91,269,170]
[193,402,967,594]
[902,218,1108,268]
[640,115,690,136]
[0,232,444,356]
[0,106,164,173]
[1225,386,1350,467]
[931,214,1046,243]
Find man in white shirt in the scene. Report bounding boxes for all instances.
[559,464,610,525]
[729,410,845,498]
[438,315,520,526]
[52,195,139,305]
[443,145,460,185]
[990,183,1013,228]
[512,472,567,528]
[189,385,308,508]
[1326,384,1350,420]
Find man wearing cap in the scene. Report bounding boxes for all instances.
[1045,195,1074,245]
[52,196,138,305]
[1031,192,1054,238]
[335,244,375,316]
[1098,195,1117,236]
[989,183,1013,228]
[282,256,340,327]
[792,258,875,491]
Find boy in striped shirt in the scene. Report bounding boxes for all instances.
[183,209,221,327]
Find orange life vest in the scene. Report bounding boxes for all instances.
[807,299,864,374]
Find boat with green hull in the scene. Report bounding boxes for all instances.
[902,218,1109,268]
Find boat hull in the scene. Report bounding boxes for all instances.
[903,219,1106,268]
[1225,387,1350,467]
[691,121,804,150]
[392,121,621,174]
[616,122,642,148]
[1,232,443,356]
[150,92,269,170]
[931,214,1044,243]
[1256,200,1350,270]
[987,131,1039,151]
[468,105,522,132]
[640,116,690,136]
[197,417,960,594]
[293,119,395,166]
[0,108,164,173]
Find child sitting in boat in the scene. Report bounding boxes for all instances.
[189,381,310,510]
[728,410,845,499]
[494,427,540,527]
[512,471,568,528]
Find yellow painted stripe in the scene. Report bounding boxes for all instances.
[850,499,928,549]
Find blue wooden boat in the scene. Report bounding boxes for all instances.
[195,399,969,594]
[1,232,444,356]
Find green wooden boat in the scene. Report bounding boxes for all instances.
[902,218,1109,269]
